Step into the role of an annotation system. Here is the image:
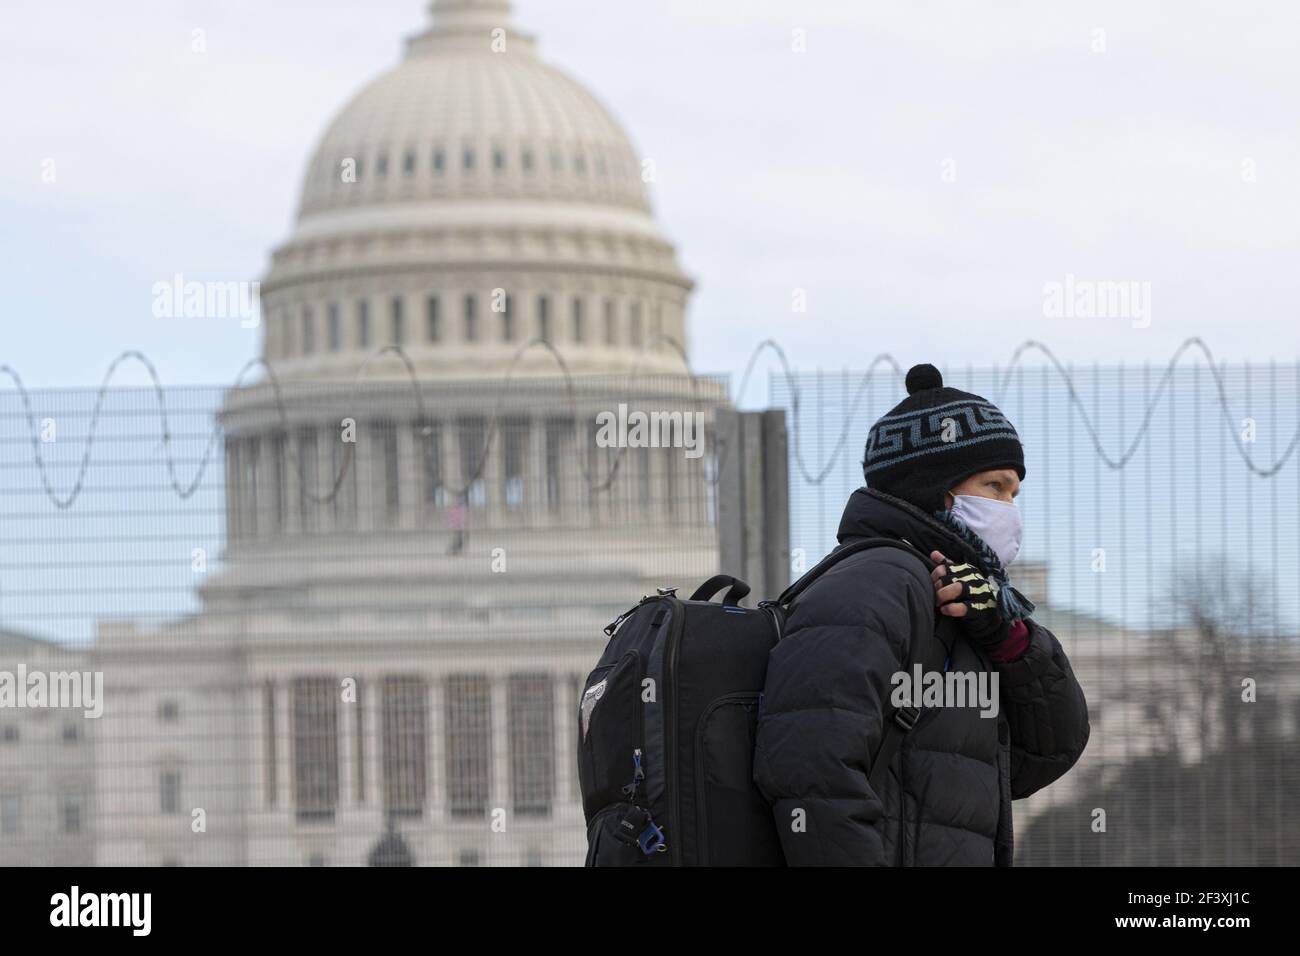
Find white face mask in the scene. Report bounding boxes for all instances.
[949,494,1022,567]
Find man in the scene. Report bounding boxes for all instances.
[753,363,1090,865]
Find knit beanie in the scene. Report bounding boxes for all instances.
[862,363,1025,514]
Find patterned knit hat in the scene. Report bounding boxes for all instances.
[862,363,1025,513]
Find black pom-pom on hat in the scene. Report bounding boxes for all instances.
[863,361,1025,513]
[904,363,943,395]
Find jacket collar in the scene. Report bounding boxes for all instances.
[836,487,986,572]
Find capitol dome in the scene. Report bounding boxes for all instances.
[259,0,695,381]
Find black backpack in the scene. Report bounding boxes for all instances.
[576,536,944,866]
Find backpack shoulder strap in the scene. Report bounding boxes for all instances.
[775,536,932,607]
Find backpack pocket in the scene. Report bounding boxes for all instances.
[577,650,644,819]
[694,692,784,865]
[584,801,666,866]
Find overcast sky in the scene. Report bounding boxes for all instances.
[2,0,1297,397]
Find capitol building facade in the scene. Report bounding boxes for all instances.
[90,0,725,866]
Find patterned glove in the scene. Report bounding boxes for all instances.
[939,561,1008,647]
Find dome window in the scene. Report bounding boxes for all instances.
[521,149,534,172]
[501,295,515,341]
[462,148,476,171]
[432,149,445,174]
[426,296,441,342]
[358,300,371,348]
[629,303,643,347]
[573,154,586,176]
[403,150,416,175]
[536,295,551,343]
[464,294,478,342]
[603,300,616,346]
[327,304,341,352]
[571,298,585,343]
[376,153,389,178]
[391,297,405,345]
[301,307,316,355]
[492,148,506,172]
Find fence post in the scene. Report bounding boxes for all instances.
[716,409,790,603]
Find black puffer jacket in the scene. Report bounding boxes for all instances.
[753,487,1090,865]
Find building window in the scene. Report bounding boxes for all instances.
[603,300,616,346]
[0,794,20,835]
[301,307,315,355]
[503,419,525,510]
[536,295,551,343]
[391,296,405,345]
[426,295,441,342]
[521,149,534,172]
[508,674,554,817]
[62,722,82,743]
[160,770,181,815]
[573,153,586,176]
[403,150,416,175]
[376,153,389,177]
[458,848,481,867]
[331,437,356,529]
[159,699,180,723]
[1,725,16,744]
[307,853,327,867]
[463,147,475,171]
[433,149,445,174]
[493,147,506,171]
[459,417,487,508]
[524,847,544,867]
[358,300,371,348]
[500,294,514,342]
[60,791,83,834]
[445,675,491,819]
[382,676,428,819]
[292,677,339,823]
[464,294,477,342]
[571,298,584,344]
[549,149,562,172]
[328,304,341,351]
[629,302,643,347]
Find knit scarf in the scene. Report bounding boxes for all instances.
[933,507,1036,623]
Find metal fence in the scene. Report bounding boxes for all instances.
[2,355,1298,865]
[771,356,1300,865]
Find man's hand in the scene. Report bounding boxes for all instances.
[929,550,1007,646]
